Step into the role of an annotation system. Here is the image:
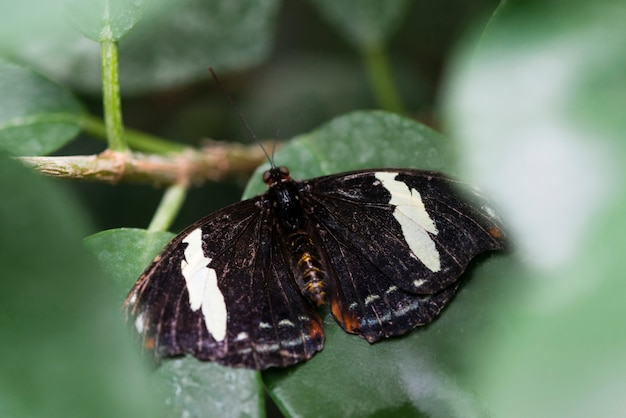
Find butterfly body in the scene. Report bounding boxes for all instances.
[265,166,329,305]
[125,167,506,369]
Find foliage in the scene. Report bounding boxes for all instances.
[1,0,625,417]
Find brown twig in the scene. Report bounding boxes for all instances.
[18,140,274,187]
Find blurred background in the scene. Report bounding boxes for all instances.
[2,0,625,417]
[1,0,497,233]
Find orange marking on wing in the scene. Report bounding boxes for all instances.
[489,226,503,240]
[143,336,155,351]
[306,317,324,340]
[331,298,360,334]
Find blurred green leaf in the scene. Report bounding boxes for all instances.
[0,59,84,155]
[64,0,146,41]
[240,110,511,417]
[0,151,163,418]
[306,0,412,49]
[119,0,280,93]
[84,228,174,300]
[442,0,626,416]
[243,110,454,197]
[0,0,280,94]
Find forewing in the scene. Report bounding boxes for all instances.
[303,169,506,340]
[305,169,506,294]
[124,198,324,370]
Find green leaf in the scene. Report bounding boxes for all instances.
[306,0,412,49]
[64,0,146,41]
[265,257,514,418]
[240,110,510,417]
[243,110,454,198]
[442,0,626,416]
[0,59,84,155]
[0,150,163,418]
[84,228,175,300]
[85,227,265,417]
[1,0,280,94]
[155,358,264,418]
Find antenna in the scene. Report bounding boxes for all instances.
[208,67,275,167]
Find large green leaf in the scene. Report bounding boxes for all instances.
[442,0,626,416]
[0,59,84,155]
[241,111,511,417]
[0,0,279,94]
[0,151,163,418]
[243,110,455,197]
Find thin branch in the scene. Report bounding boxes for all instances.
[18,140,274,186]
[148,184,187,232]
[362,42,406,114]
[100,39,127,152]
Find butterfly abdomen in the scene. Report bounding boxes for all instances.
[266,171,329,306]
[287,230,328,306]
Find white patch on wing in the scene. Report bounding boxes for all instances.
[396,299,421,316]
[128,292,137,305]
[255,343,280,352]
[364,294,380,305]
[413,279,425,288]
[483,205,497,219]
[181,228,227,341]
[234,332,248,341]
[134,311,145,333]
[385,285,398,294]
[282,338,305,347]
[375,172,441,272]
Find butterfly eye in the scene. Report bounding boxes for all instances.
[278,166,290,176]
[262,170,272,183]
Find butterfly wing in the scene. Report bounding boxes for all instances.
[125,167,505,366]
[302,169,506,342]
[124,198,324,369]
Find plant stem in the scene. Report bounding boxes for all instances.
[80,115,186,154]
[362,43,406,114]
[148,184,188,232]
[100,39,128,152]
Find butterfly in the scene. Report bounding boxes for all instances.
[124,164,506,370]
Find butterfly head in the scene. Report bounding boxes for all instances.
[263,166,292,186]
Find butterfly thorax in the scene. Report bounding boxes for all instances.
[264,167,328,306]
[266,173,304,231]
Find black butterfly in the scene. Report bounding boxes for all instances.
[124,165,506,370]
